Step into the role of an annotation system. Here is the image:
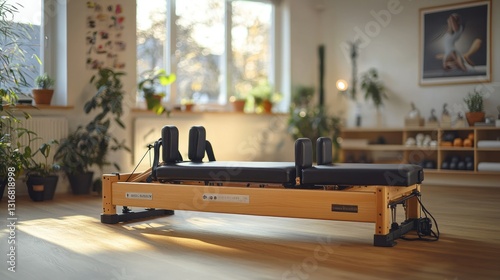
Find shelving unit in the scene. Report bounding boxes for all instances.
[340,127,500,176]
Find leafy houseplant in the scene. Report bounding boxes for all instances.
[54,68,130,195]
[137,68,176,115]
[1,0,35,108]
[463,90,485,126]
[0,119,34,200]
[32,73,55,105]
[288,86,342,162]
[360,68,387,109]
[249,79,281,113]
[1,1,38,199]
[25,139,60,201]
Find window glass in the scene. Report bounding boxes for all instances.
[175,0,224,104]
[136,0,274,107]
[2,0,42,95]
[136,0,167,98]
[231,1,272,102]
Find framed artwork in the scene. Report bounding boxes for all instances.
[419,0,491,86]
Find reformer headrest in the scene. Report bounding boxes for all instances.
[161,126,183,163]
[188,126,216,162]
[295,138,312,179]
[317,137,333,165]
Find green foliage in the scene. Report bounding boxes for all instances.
[291,85,314,107]
[25,139,60,177]
[137,68,176,114]
[54,68,130,175]
[249,79,281,106]
[0,0,52,180]
[0,117,34,178]
[360,68,387,109]
[288,86,342,162]
[0,0,36,108]
[463,90,484,112]
[34,73,55,89]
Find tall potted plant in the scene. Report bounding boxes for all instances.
[54,68,130,195]
[1,1,38,199]
[463,90,485,126]
[360,68,387,109]
[288,86,342,162]
[32,73,55,105]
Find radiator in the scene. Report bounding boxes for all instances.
[15,116,69,165]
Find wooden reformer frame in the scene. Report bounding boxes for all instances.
[101,126,425,247]
[101,171,421,247]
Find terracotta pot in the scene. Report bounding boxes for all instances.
[184,103,194,112]
[262,100,273,113]
[465,112,485,126]
[32,89,54,105]
[232,99,246,112]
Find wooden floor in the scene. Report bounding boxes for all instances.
[1,184,500,280]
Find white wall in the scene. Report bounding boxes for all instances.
[314,0,499,127]
[48,0,499,191]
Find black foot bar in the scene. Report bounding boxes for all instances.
[101,209,174,224]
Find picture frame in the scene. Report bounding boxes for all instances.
[419,0,491,86]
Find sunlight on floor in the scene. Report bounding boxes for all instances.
[143,232,242,254]
[18,215,155,254]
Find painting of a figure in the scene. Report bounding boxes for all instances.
[420,1,490,85]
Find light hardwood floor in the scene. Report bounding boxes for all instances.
[1,184,499,280]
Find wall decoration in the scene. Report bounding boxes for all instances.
[86,1,126,70]
[419,0,491,86]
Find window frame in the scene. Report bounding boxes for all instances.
[138,0,280,111]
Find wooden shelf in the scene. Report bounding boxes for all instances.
[340,126,500,175]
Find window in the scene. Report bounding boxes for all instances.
[1,0,43,96]
[136,0,274,108]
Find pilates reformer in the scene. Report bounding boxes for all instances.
[101,125,437,247]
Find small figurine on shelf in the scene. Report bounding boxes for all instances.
[454,112,466,128]
[441,103,452,127]
[426,108,439,128]
[405,102,424,127]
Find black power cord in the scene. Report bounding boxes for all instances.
[401,192,440,242]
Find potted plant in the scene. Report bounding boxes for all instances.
[32,73,56,105]
[25,139,60,201]
[463,90,485,126]
[288,86,342,162]
[53,125,98,195]
[1,1,37,199]
[137,68,176,115]
[54,67,130,195]
[360,68,387,109]
[181,98,195,112]
[229,93,247,112]
[250,79,281,113]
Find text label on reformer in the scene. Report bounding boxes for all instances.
[202,193,249,204]
[126,192,153,200]
[331,204,358,213]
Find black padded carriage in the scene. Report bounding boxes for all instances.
[301,137,424,186]
[153,126,423,188]
[154,126,296,186]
